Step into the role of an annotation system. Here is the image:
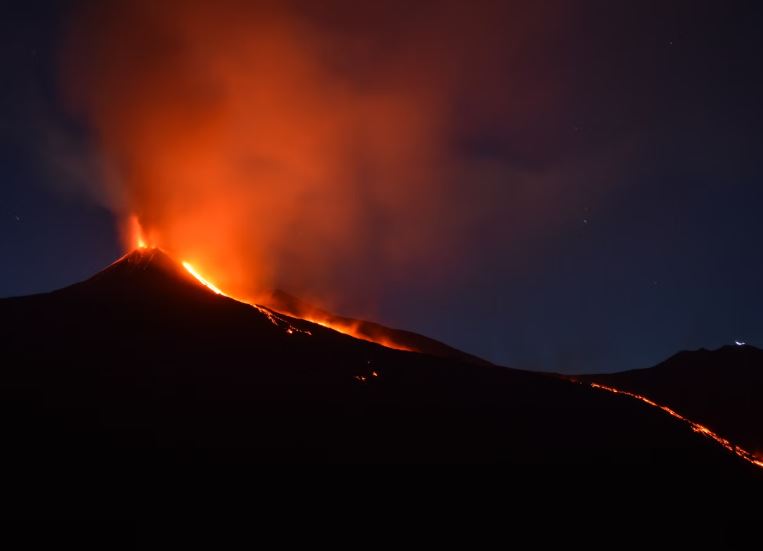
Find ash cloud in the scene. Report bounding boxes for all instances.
[60,0,616,311]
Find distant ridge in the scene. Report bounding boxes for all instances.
[584,344,763,454]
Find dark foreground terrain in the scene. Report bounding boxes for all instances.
[0,250,761,548]
[0,250,751,476]
[0,249,758,481]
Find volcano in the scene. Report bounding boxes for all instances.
[0,248,760,477]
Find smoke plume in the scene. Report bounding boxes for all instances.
[61,0,579,310]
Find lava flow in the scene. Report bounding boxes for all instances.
[581,380,763,470]
[291,314,412,352]
[121,195,419,352]
[182,261,224,295]
[173,251,413,350]
[177,257,308,334]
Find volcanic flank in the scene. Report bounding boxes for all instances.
[0,248,759,476]
[582,345,763,461]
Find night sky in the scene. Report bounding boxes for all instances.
[2,0,763,373]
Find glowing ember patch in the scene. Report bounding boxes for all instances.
[121,214,413,352]
[182,261,224,295]
[128,215,149,249]
[582,381,763,470]
[300,316,413,352]
[177,256,405,350]
[179,261,314,336]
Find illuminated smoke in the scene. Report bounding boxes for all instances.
[61,1,578,311]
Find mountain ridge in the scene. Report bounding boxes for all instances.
[584,344,763,455]
[0,248,758,474]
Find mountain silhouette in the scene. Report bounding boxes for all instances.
[0,248,758,478]
[585,345,763,456]
[261,288,491,365]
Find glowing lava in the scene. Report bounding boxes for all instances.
[128,215,149,249]
[124,204,414,351]
[176,256,411,351]
[182,261,224,295]
[297,315,413,352]
[581,380,763,470]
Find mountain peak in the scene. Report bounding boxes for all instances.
[662,344,762,368]
[65,247,215,301]
[50,248,489,363]
[105,247,184,276]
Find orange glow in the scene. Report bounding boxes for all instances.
[64,0,501,325]
[64,2,614,369]
[127,215,148,249]
[181,259,309,334]
[182,261,224,295]
[582,381,763,470]
[298,315,413,352]
[179,256,412,349]
[178,257,412,351]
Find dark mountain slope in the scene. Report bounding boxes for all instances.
[261,289,491,365]
[0,249,757,477]
[586,345,763,454]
